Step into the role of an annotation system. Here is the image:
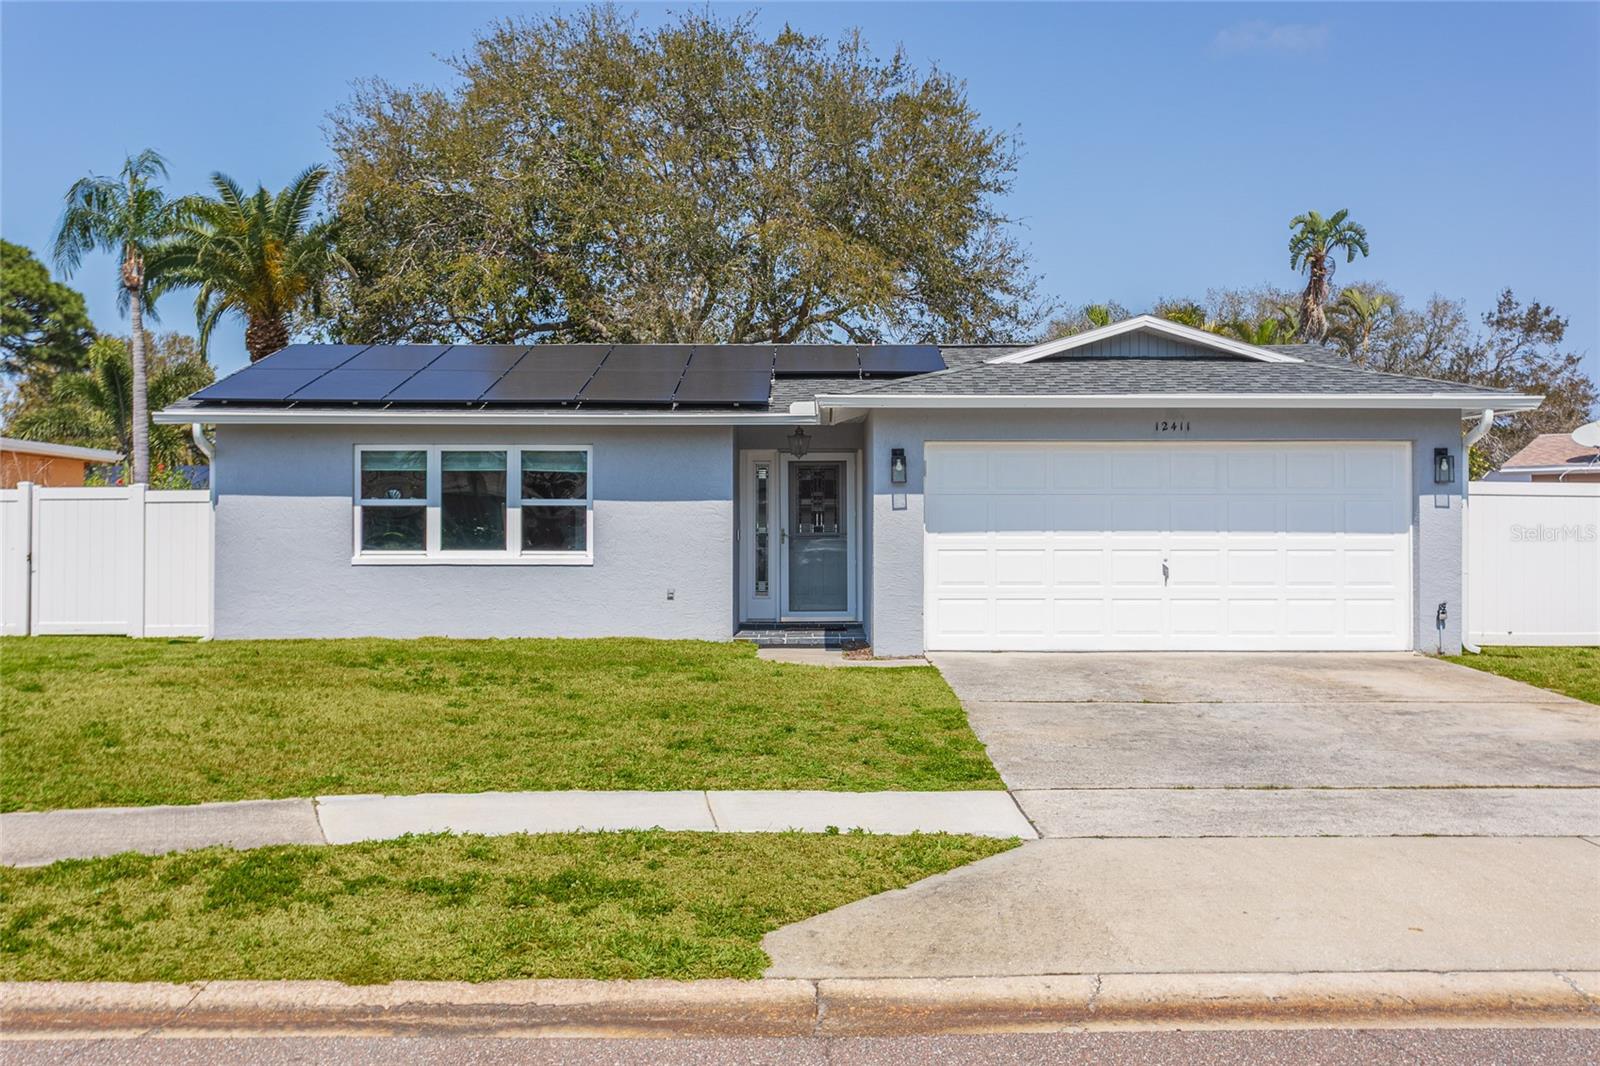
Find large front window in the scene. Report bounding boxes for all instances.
[354,445,592,564]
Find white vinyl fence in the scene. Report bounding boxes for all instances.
[1465,480,1600,646]
[0,483,212,637]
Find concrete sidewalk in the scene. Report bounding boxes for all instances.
[0,789,1036,867]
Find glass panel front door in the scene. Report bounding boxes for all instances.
[787,461,847,613]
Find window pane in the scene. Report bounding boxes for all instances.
[360,450,426,500]
[521,450,588,500]
[442,450,506,550]
[522,505,586,552]
[361,506,425,551]
[754,463,770,595]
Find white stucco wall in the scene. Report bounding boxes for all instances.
[211,424,734,639]
[860,407,1469,657]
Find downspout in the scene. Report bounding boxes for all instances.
[190,422,214,463]
[192,423,216,641]
[1459,410,1493,653]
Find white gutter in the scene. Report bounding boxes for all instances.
[815,393,1544,413]
[0,436,122,462]
[1460,409,1494,654]
[1494,463,1600,476]
[156,408,818,427]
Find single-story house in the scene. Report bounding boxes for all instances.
[157,315,1539,655]
[1485,432,1600,483]
[0,437,122,488]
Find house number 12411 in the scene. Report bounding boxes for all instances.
[1154,419,1191,433]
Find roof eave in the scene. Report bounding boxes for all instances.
[814,393,1544,414]
[155,405,819,427]
[0,437,123,462]
[1497,463,1600,475]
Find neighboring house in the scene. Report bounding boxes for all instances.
[1485,433,1600,483]
[157,315,1538,655]
[0,437,122,488]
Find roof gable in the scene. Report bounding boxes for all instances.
[987,315,1302,365]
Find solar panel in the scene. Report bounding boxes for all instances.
[674,370,772,405]
[429,345,531,372]
[254,344,370,370]
[288,369,419,402]
[686,345,776,372]
[774,345,859,375]
[481,369,592,403]
[193,367,331,402]
[601,345,693,373]
[514,345,613,371]
[385,370,506,403]
[859,345,945,375]
[579,369,684,403]
[341,345,450,371]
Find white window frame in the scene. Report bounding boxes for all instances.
[352,444,593,566]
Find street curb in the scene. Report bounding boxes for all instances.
[4,972,1598,1038]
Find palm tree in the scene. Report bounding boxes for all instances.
[52,149,189,484]
[157,166,345,362]
[1328,287,1393,362]
[1216,317,1291,346]
[1083,304,1116,329]
[1288,209,1370,343]
[10,334,213,485]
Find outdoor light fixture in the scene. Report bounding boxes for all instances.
[890,448,907,484]
[787,427,811,458]
[1433,447,1455,485]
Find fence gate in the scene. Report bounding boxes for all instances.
[0,484,212,637]
[1466,480,1600,646]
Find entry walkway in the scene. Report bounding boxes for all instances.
[0,789,1036,867]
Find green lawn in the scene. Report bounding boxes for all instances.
[0,831,1012,982]
[0,637,1002,812]
[1445,645,1600,705]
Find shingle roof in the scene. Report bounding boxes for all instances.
[159,339,1532,423]
[1501,432,1600,470]
[830,356,1526,399]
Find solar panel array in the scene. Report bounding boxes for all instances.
[191,343,945,407]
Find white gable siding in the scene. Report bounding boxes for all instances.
[1044,334,1231,360]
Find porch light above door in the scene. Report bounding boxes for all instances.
[787,427,812,458]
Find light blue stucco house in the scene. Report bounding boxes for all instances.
[158,316,1537,655]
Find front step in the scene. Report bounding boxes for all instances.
[734,624,867,649]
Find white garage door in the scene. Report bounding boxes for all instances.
[924,442,1413,651]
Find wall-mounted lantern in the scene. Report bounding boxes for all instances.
[786,427,811,458]
[890,447,907,484]
[1433,447,1456,485]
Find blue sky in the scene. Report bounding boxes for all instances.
[3,2,1595,382]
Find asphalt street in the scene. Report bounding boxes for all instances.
[5,1030,1598,1065]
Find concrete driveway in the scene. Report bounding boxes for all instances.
[762,653,1600,979]
[937,652,1600,837]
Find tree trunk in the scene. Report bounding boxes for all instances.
[245,314,291,362]
[127,290,151,485]
[1298,256,1328,343]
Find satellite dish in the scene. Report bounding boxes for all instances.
[1573,421,1600,448]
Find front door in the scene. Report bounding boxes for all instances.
[739,450,859,622]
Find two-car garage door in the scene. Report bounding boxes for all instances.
[924,442,1413,651]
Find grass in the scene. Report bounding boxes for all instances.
[0,831,1013,982]
[0,637,1002,812]
[1444,645,1600,704]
